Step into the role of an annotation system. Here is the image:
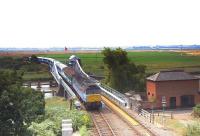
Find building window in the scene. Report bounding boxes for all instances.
[148,92,150,95]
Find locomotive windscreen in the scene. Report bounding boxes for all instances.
[86,85,101,94]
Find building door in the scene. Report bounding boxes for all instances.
[181,95,194,107]
[170,97,176,108]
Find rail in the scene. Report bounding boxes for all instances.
[101,95,155,136]
[89,110,117,136]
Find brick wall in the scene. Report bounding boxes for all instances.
[146,79,200,109]
[146,81,156,102]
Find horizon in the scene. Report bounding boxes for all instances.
[1,44,200,49]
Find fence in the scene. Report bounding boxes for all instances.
[139,109,152,122]
[139,108,173,125]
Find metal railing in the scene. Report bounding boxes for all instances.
[99,84,128,106]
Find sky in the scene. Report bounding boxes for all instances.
[0,0,200,48]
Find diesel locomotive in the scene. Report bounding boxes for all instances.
[37,55,102,110]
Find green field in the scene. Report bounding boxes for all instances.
[23,71,52,81]
[39,51,200,76]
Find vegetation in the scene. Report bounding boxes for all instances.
[0,56,52,81]
[2,51,198,82]
[0,57,24,70]
[79,125,89,136]
[0,56,91,135]
[193,104,200,117]
[102,48,146,92]
[161,118,187,135]
[0,70,45,135]
[28,97,91,136]
[39,51,200,75]
[192,104,200,118]
[185,122,200,136]
[30,54,39,63]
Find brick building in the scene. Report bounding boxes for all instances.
[146,70,200,109]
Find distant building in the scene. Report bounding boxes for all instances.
[146,70,200,109]
[64,47,68,51]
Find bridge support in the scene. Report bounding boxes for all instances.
[28,82,31,87]
[57,85,69,99]
[37,81,41,88]
[50,80,58,87]
[57,84,64,97]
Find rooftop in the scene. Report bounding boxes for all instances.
[147,70,199,81]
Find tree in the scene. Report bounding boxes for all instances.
[30,55,39,63]
[0,70,45,135]
[102,48,146,92]
[0,57,24,70]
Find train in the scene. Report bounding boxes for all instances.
[37,55,102,110]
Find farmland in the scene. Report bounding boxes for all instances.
[1,50,200,81]
[39,51,200,76]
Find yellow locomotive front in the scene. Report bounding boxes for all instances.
[85,85,102,109]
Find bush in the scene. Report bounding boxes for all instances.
[0,70,45,135]
[79,125,89,136]
[28,97,92,135]
[28,119,56,136]
[185,122,200,136]
[99,65,104,69]
[193,104,200,117]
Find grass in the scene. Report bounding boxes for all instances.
[23,71,53,81]
[45,97,69,109]
[38,51,200,75]
[165,119,187,136]
[154,113,200,136]
[127,52,200,70]
[154,115,188,135]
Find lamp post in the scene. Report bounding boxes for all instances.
[161,96,166,127]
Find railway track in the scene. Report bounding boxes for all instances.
[89,96,156,136]
[89,109,118,136]
[89,106,141,136]
[102,95,155,136]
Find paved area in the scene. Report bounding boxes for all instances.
[125,108,177,136]
[153,108,193,120]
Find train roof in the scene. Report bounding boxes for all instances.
[38,57,54,62]
[55,62,67,70]
[74,73,98,87]
[63,66,98,87]
[69,55,80,61]
[63,66,75,77]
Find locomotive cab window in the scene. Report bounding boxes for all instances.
[86,85,101,94]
